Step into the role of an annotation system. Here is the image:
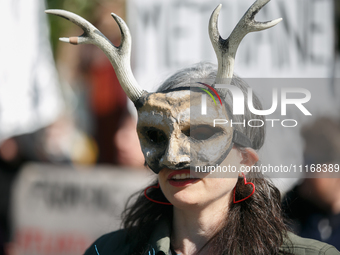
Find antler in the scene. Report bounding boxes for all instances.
[209,0,282,84]
[45,10,146,103]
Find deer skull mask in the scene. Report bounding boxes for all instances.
[46,0,281,174]
[136,89,236,173]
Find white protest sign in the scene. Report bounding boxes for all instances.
[128,0,334,90]
[0,0,63,143]
[11,164,154,255]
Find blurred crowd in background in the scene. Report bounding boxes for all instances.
[0,0,340,254]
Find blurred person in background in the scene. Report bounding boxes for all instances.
[283,117,340,250]
[0,0,119,253]
[54,0,145,167]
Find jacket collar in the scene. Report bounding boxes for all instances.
[145,217,297,255]
[147,217,172,255]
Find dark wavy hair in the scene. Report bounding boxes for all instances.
[122,62,290,255]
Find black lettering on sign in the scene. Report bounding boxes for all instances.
[29,181,119,213]
[138,4,162,29]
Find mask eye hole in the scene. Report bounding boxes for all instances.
[145,128,167,144]
[190,125,220,141]
[182,128,190,137]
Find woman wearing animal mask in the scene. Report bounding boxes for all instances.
[47,0,340,254]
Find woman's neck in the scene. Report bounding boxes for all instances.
[171,198,229,255]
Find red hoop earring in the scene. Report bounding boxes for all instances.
[144,183,172,205]
[233,172,255,204]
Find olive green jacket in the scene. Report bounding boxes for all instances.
[84,219,340,255]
